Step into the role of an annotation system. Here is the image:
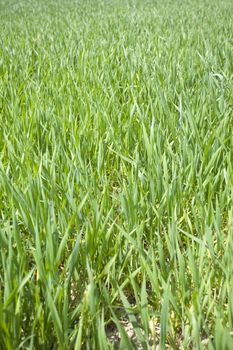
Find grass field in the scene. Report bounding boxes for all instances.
[0,0,233,348]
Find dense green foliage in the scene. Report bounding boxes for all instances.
[0,0,233,348]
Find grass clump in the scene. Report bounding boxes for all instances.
[0,0,233,348]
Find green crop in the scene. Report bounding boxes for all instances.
[0,0,233,348]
